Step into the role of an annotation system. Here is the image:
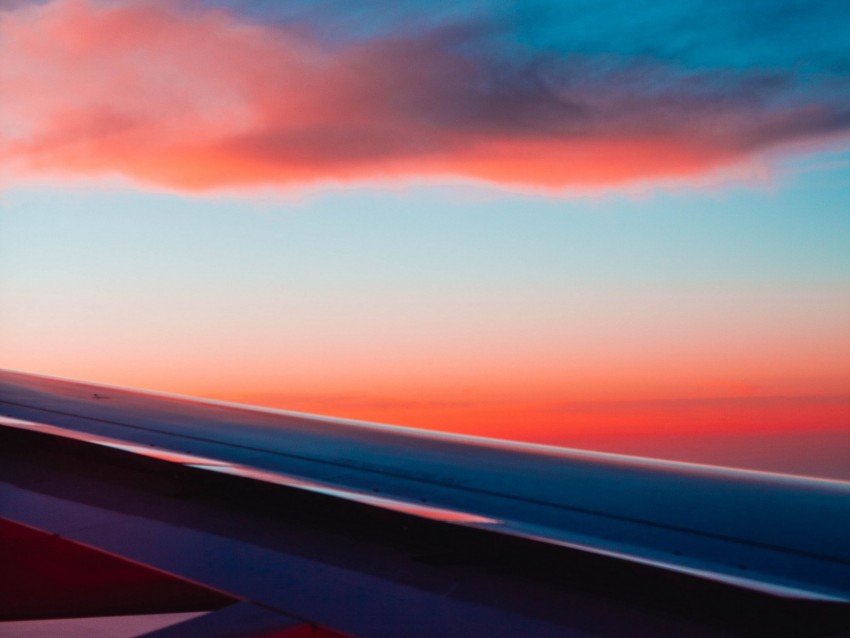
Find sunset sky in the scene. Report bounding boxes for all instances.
[1,0,848,476]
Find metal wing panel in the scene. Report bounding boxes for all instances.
[2,368,849,602]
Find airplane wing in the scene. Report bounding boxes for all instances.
[1,368,849,637]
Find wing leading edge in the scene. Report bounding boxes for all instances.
[1,368,849,606]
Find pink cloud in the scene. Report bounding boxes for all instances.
[1,0,847,191]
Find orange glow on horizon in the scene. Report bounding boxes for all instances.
[198,389,849,441]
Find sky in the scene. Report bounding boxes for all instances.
[1,0,849,478]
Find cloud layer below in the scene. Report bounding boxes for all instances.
[2,0,849,191]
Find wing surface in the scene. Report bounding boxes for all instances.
[2,368,848,606]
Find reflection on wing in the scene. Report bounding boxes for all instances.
[1,368,850,637]
[2,369,848,601]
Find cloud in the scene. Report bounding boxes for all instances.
[1,0,849,191]
[0,0,39,10]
